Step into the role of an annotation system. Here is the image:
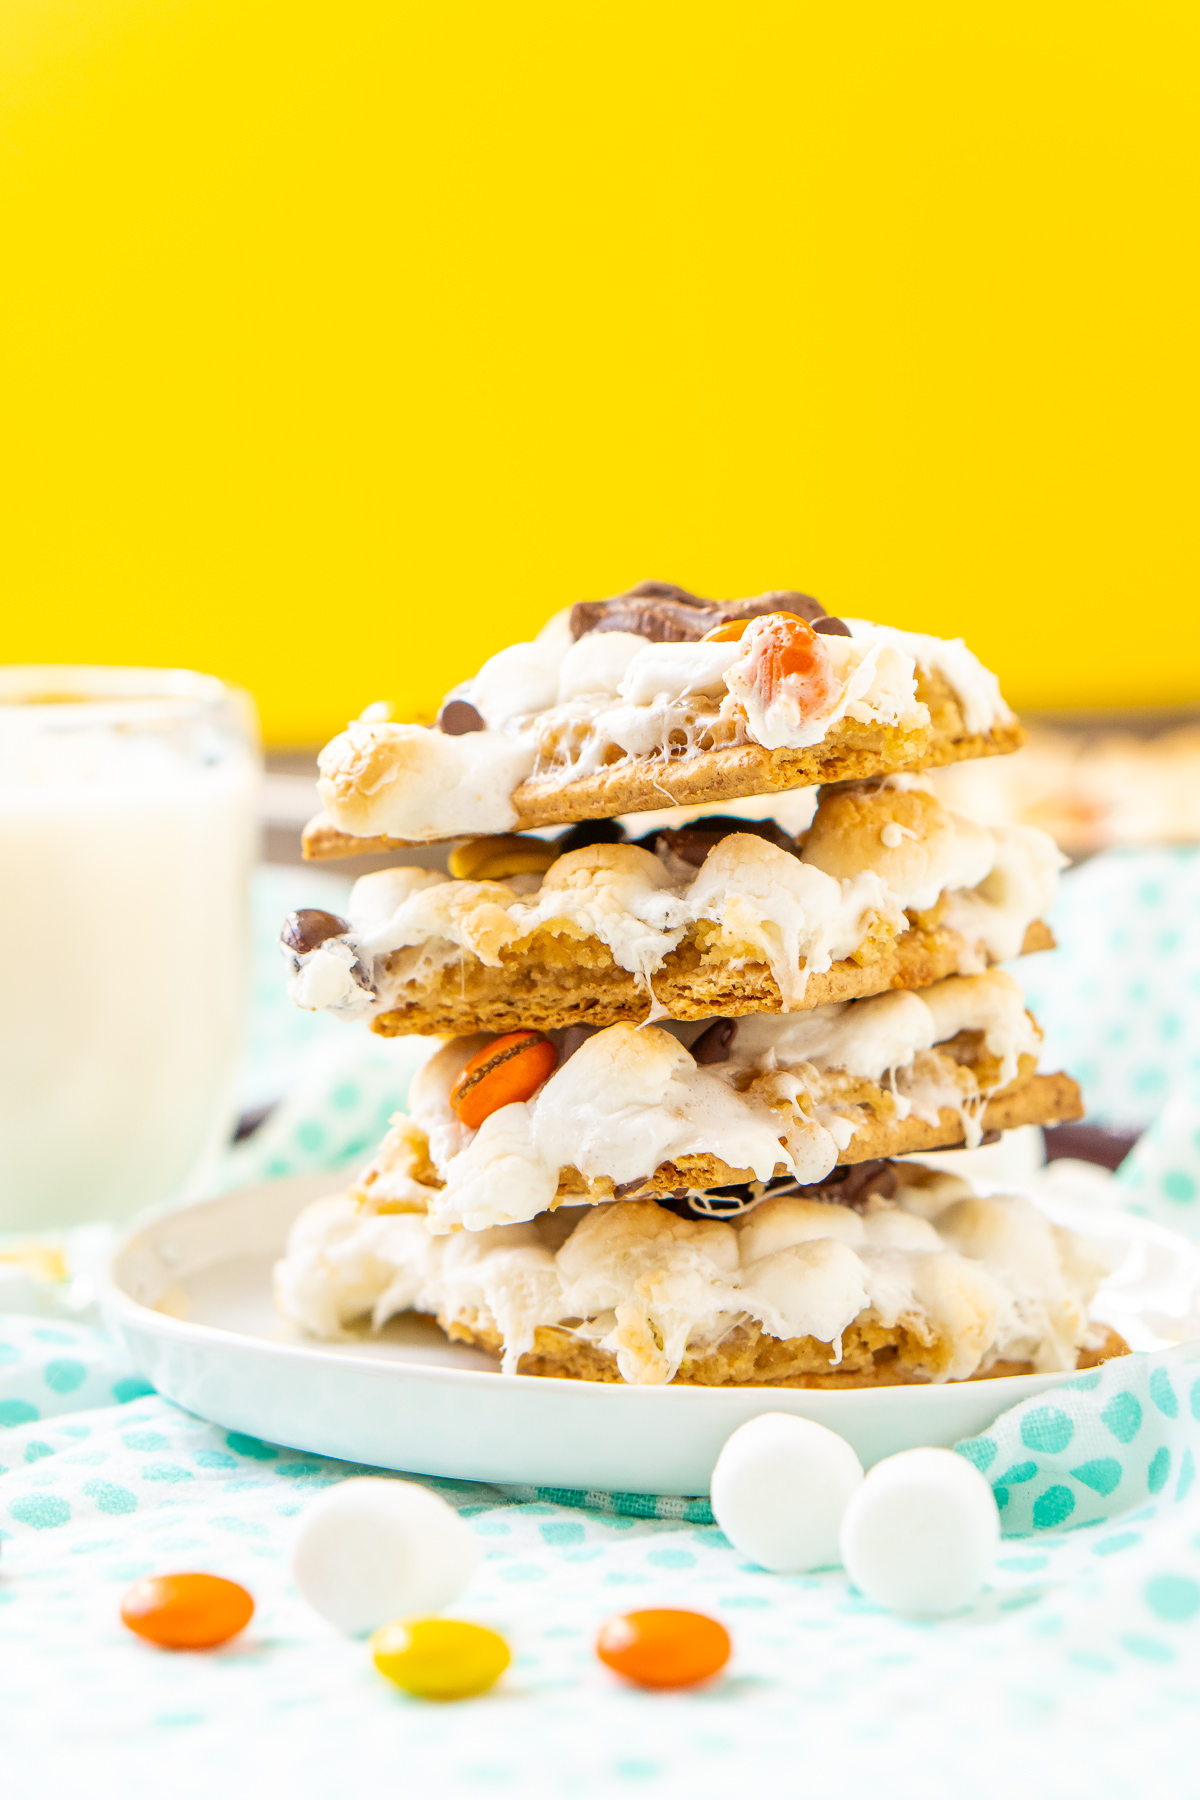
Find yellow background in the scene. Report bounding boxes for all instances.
[4,1,1197,744]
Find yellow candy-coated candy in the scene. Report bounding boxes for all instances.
[448,835,559,883]
[371,1617,511,1701]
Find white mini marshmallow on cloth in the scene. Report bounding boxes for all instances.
[291,1476,481,1634]
[838,1447,1000,1616]
[709,1413,865,1572]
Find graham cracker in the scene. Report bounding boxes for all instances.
[352,1063,1083,1215]
[302,712,1027,859]
[369,917,1055,1038]
[443,1315,1128,1388]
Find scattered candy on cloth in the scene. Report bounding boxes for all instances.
[5,1316,1200,1796]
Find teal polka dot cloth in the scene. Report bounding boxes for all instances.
[956,1350,1200,1534]
[6,1317,1200,1795]
[219,1029,435,1194]
[1018,847,1200,1130]
[1114,1087,1200,1235]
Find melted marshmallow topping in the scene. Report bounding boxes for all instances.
[274,1172,1110,1385]
[843,621,1015,736]
[286,782,1061,1024]
[315,722,535,841]
[315,610,1010,842]
[382,969,1041,1233]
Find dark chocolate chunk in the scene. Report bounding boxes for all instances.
[560,1024,602,1063]
[553,818,628,855]
[281,909,350,956]
[570,582,826,645]
[621,580,713,606]
[613,1177,651,1197]
[812,615,852,637]
[690,1019,737,1065]
[643,815,799,867]
[234,1103,275,1142]
[1043,1122,1140,1171]
[438,698,486,735]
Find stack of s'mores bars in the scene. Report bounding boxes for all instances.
[275,582,1127,1388]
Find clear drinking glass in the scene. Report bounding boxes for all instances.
[0,667,260,1229]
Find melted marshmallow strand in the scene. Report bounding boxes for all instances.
[274,1168,1112,1386]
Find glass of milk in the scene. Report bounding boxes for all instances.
[0,667,260,1230]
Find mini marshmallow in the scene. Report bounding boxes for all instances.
[291,1476,481,1635]
[838,1447,999,1615]
[709,1413,865,1572]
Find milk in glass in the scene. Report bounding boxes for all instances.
[0,667,258,1228]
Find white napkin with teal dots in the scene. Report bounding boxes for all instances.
[5,1313,1200,1797]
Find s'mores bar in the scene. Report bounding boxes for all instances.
[312,970,1080,1235]
[275,1163,1128,1388]
[302,583,1024,854]
[278,572,1109,1399]
[283,778,1061,1036]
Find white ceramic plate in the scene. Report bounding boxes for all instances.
[101,1172,1199,1496]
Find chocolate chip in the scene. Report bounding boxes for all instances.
[643,816,799,867]
[812,615,852,637]
[281,909,350,955]
[348,957,377,996]
[690,1019,737,1065]
[560,1024,602,1062]
[438,698,485,735]
[796,1159,899,1209]
[641,829,717,868]
[554,818,628,855]
[613,1177,651,1197]
[569,584,826,645]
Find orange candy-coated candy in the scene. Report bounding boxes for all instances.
[120,1573,254,1650]
[701,615,756,643]
[596,1608,731,1689]
[701,608,813,646]
[450,1030,559,1129]
[734,612,837,716]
